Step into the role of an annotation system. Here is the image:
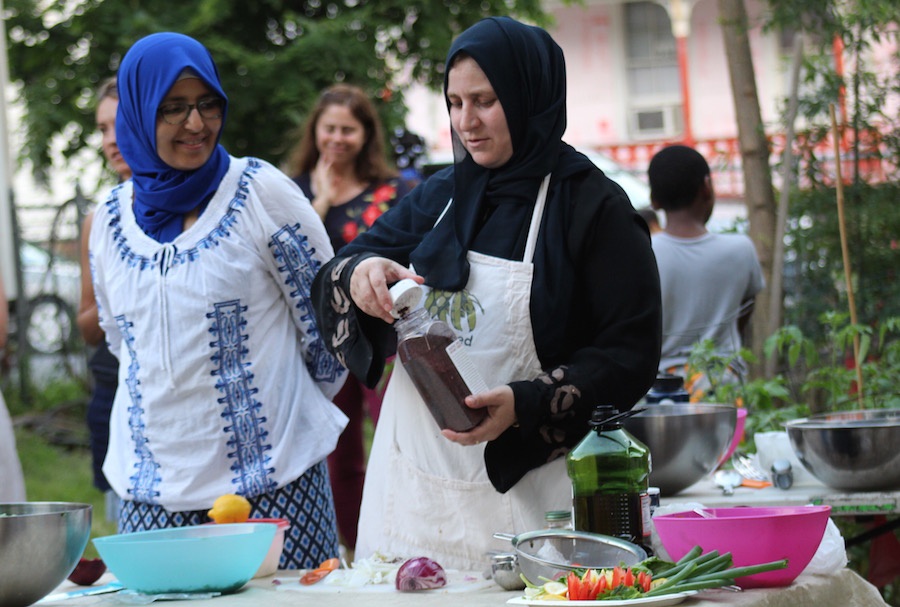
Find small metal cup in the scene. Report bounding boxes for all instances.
[490,553,526,591]
[771,459,794,490]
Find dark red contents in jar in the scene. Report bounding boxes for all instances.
[398,332,487,432]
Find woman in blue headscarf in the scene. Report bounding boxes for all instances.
[89,32,348,569]
[311,17,661,569]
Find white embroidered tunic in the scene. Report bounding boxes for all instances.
[90,156,347,512]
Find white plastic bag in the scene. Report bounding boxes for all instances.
[803,517,848,575]
[649,502,708,562]
[753,431,818,485]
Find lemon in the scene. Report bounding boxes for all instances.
[207,493,251,523]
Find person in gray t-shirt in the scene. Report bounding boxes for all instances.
[648,145,764,391]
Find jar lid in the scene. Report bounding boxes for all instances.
[389,278,423,319]
[544,510,572,522]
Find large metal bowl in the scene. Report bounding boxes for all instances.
[494,529,647,585]
[624,403,737,496]
[785,409,900,492]
[0,502,92,607]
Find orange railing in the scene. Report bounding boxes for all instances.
[596,128,892,200]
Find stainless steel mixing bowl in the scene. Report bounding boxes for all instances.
[624,403,737,496]
[0,502,92,607]
[785,409,900,492]
[494,529,647,585]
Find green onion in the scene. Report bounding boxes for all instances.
[694,559,789,583]
[690,552,734,576]
[654,549,720,578]
[642,547,790,598]
[676,545,703,565]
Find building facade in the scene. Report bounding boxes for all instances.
[406,0,896,199]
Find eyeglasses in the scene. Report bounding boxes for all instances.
[157,97,225,125]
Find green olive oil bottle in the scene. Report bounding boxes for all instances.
[566,405,652,551]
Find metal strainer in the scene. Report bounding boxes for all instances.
[493,529,647,584]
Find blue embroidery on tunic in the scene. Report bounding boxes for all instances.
[117,315,162,502]
[208,300,276,495]
[270,224,344,384]
[103,159,262,268]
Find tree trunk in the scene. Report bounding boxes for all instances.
[717,0,778,377]
[765,33,804,378]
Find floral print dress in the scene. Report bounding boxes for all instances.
[293,175,412,255]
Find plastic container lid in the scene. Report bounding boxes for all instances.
[389,278,424,319]
[650,373,686,393]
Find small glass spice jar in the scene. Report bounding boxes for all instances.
[544,510,573,530]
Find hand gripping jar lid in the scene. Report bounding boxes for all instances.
[389,278,424,319]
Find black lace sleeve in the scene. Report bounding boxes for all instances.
[485,365,593,492]
[310,252,397,388]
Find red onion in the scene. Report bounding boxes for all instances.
[395,556,448,591]
[67,557,107,585]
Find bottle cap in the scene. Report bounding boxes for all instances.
[389,278,423,319]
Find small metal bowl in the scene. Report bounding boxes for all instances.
[490,553,526,591]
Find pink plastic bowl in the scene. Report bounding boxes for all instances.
[719,407,748,465]
[653,505,831,588]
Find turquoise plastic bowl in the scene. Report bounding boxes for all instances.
[93,523,276,594]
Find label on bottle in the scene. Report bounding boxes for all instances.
[640,491,652,542]
[445,339,489,394]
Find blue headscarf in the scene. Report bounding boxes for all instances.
[116,32,230,243]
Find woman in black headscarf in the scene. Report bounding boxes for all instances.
[311,16,661,569]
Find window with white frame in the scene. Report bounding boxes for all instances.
[625,2,683,138]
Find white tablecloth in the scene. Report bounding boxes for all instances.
[39,567,887,607]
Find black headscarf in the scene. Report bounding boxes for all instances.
[409,17,594,289]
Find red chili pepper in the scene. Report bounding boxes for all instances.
[567,571,583,600]
[611,565,625,588]
[581,569,605,600]
[637,570,653,592]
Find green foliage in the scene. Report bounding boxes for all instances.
[783,182,900,336]
[681,311,900,442]
[2,377,87,416]
[5,0,550,184]
[5,379,112,556]
[765,0,900,187]
[15,425,117,558]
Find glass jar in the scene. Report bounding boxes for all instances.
[544,510,573,529]
[390,279,488,432]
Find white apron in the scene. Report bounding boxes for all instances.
[356,175,571,570]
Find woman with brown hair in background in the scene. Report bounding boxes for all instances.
[286,83,412,557]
